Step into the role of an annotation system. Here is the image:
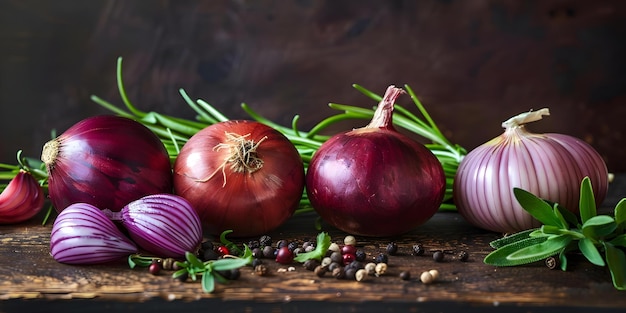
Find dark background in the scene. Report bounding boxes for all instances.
[1,0,625,172]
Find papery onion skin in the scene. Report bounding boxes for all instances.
[42,115,173,213]
[0,170,45,224]
[50,202,137,265]
[120,194,203,258]
[173,120,305,237]
[454,108,609,233]
[306,86,446,237]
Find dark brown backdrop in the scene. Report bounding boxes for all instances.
[1,0,625,172]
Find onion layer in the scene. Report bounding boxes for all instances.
[454,108,609,233]
[41,115,173,212]
[119,194,203,258]
[173,120,305,237]
[0,170,45,224]
[306,86,446,237]
[50,202,137,264]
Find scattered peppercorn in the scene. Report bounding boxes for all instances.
[162,258,175,270]
[344,235,357,246]
[328,242,341,253]
[355,249,366,262]
[252,247,264,259]
[201,241,214,251]
[386,242,398,255]
[247,240,260,249]
[303,259,320,271]
[330,251,343,263]
[428,269,440,280]
[375,253,389,264]
[355,269,367,282]
[259,235,272,247]
[327,261,341,272]
[342,253,356,265]
[457,250,469,262]
[288,241,299,252]
[314,265,327,277]
[545,256,559,270]
[203,248,220,261]
[217,245,230,256]
[364,262,377,276]
[255,264,268,276]
[412,243,425,256]
[251,258,264,268]
[321,257,332,268]
[420,271,434,284]
[262,245,275,258]
[276,239,288,249]
[332,267,345,279]
[149,260,161,275]
[399,271,411,281]
[375,263,388,276]
[433,250,445,262]
[275,246,294,264]
[341,244,357,256]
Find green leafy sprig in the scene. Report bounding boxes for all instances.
[484,177,626,290]
[293,232,331,263]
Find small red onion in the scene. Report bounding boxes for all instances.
[454,108,609,233]
[0,170,45,224]
[41,115,173,213]
[50,202,137,264]
[306,85,446,237]
[117,194,203,258]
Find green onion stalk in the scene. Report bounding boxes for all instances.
[1,57,466,215]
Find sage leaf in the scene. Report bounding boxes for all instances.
[615,198,626,228]
[484,236,548,266]
[603,242,626,290]
[579,177,596,224]
[559,250,568,271]
[202,270,216,293]
[555,203,580,227]
[489,229,536,249]
[582,215,617,239]
[609,234,626,248]
[578,238,605,266]
[505,234,572,263]
[186,251,205,269]
[514,188,563,227]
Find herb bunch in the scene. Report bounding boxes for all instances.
[484,177,626,290]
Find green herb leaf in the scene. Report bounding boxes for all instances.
[578,238,605,266]
[294,232,331,262]
[513,188,563,227]
[201,270,216,293]
[614,198,626,229]
[555,203,580,228]
[609,234,626,248]
[559,250,568,271]
[603,242,626,290]
[505,234,572,263]
[185,251,205,269]
[582,215,617,239]
[489,229,536,249]
[579,177,597,224]
[484,236,549,266]
[220,230,243,256]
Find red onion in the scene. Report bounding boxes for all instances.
[50,202,137,264]
[0,170,45,224]
[454,108,609,233]
[41,115,173,212]
[173,120,305,237]
[116,194,203,258]
[306,85,446,237]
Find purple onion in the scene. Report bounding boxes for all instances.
[454,108,609,233]
[50,203,137,264]
[119,194,203,258]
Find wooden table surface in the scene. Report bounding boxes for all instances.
[1,177,626,313]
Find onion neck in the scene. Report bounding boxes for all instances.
[501,108,550,130]
[41,139,60,167]
[365,85,406,130]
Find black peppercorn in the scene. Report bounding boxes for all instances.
[255,264,268,276]
[457,250,469,262]
[201,241,214,251]
[327,261,342,272]
[251,258,264,268]
[252,247,264,259]
[545,256,559,270]
[203,248,220,261]
[332,267,345,279]
[276,239,288,249]
[303,259,320,271]
[262,245,275,258]
[412,243,425,256]
[399,271,411,281]
[259,235,272,247]
[288,241,299,252]
[248,240,260,249]
[330,251,343,263]
[314,265,327,277]
[433,250,445,262]
[375,253,389,264]
[355,249,366,262]
[386,242,398,255]
[345,267,357,280]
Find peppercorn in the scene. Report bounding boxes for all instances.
[457,250,469,262]
[314,265,327,277]
[341,244,357,255]
[355,269,367,282]
[364,262,377,276]
[288,241,299,252]
[247,240,260,249]
[342,253,356,265]
[375,253,388,264]
[321,257,332,268]
[302,241,314,250]
[399,271,411,281]
[375,263,387,276]
[420,271,434,284]
[275,246,294,264]
[344,235,357,246]
[345,267,357,280]
[355,249,366,262]
[330,251,343,263]
[412,243,425,256]
[327,261,342,272]
[428,269,439,280]
[386,242,398,255]
[259,235,272,247]
[149,260,161,275]
[346,260,364,271]
[203,248,220,261]
[255,264,268,276]
[303,259,320,271]
[252,247,264,259]
[276,239,288,249]
[545,256,559,270]
[332,267,345,279]
[262,245,275,258]
[201,241,214,252]
[251,258,263,268]
[162,258,175,270]
[217,245,230,256]
[433,250,445,262]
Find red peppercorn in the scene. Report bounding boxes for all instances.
[275,246,294,264]
[341,244,357,255]
[342,253,356,265]
[149,262,161,275]
[217,245,230,256]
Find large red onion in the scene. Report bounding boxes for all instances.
[50,202,138,264]
[306,85,446,237]
[173,120,305,237]
[0,170,45,224]
[117,194,203,258]
[454,108,609,233]
[41,115,173,212]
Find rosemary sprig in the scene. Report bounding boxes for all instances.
[484,177,626,290]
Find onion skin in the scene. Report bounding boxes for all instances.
[306,86,446,237]
[173,120,305,237]
[454,108,609,233]
[120,194,203,258]
[50,202,138,265]
[0,170,45,224]
[41,115,173,212]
